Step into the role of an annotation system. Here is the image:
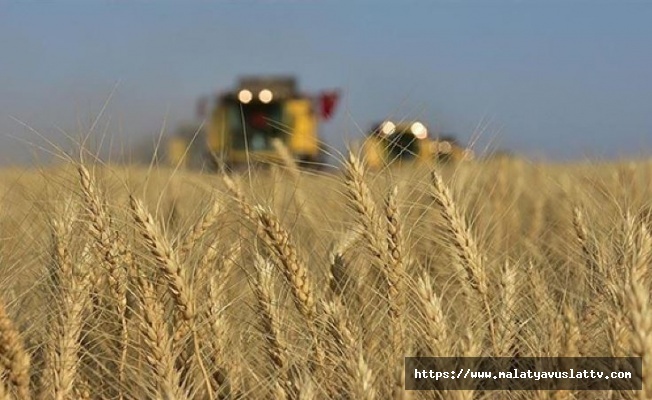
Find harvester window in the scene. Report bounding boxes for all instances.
[386,132,419,161]
[229,103,285,151]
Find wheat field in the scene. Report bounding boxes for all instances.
[0,149,651,399]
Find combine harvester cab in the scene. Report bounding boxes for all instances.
[168,76,339,171]
[359,120,474,170]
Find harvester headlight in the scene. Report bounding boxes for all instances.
[238,89,253,104]
[259,89,273,104]
[410,121,428,139]
[380,121,396,135]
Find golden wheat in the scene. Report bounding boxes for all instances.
[0,155,650,399]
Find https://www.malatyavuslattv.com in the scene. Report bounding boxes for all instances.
[405,357,642,391]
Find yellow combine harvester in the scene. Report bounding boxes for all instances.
[360,120,474,169]
[167,76,338,170]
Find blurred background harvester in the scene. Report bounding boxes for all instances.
[359,120,475,170]
[166,76,340,170]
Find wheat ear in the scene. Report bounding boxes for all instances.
[78,165,129,299]
[384,186,406,348]
[626,218,652,399]
[46,254,92,400]
[129,194,194,321]
[385,186,408,400]
[342,153,386,263]
[328,230,361,299]
[322,299,375,400]
[254,206,315,320]
[129,194,214,400]
[221,173,257,221]
[430,171,487,295]
[252,254,294,399]
[430,170,496,352]
[416,274,450,356]
[572,206,604,293]
[496,260,518,357]
[415,274,451,400]
[77,165,130,393]
[0,298,31,400]
[136,276,189,400]
[39,205,92,400]
[253,206,325,370]
[178,194,222,260]
[204,242,240,399]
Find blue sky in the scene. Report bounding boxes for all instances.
[1,0,651,165]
